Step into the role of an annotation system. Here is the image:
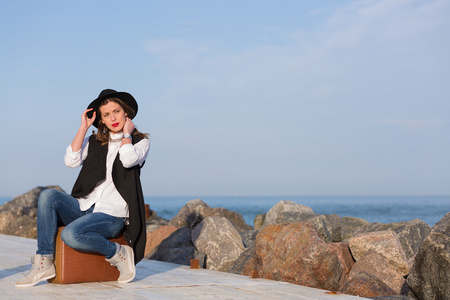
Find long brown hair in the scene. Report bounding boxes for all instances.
[94,98,149,146]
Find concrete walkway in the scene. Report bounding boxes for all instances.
[0,234,366,299]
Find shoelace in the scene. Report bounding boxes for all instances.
[24,258,44,277]
[115,253,128,273]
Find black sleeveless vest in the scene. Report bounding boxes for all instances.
[71,134,147,264]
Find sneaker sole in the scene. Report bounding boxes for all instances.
[15,273,56,288]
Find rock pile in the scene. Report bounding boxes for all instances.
[407,213,450,300]
[145,199,256,270]
[147,199,447,300]
[243,221,350,291]
[0,186,64,238]
[2,188,448,299]
[168,198,253,232]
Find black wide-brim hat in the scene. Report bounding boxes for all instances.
[87,89,138,128]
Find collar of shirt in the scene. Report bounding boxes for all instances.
[110,132,123,143]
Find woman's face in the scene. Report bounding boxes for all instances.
[99,101,126,133]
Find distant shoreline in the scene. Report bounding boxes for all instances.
[2,195,449,227]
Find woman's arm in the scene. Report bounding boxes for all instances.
[119,138,150,168]
[118,117,150,168]
[71,108,96,152]
[120,116,134,147]
[65,137,90,168]
[65,108,96,168]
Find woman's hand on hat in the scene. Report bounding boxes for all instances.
[81,108,96,130]
[123,117,135,135]
[72,108,96,152]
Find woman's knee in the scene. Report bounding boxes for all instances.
[38,189,60,208]
[60,226,79,249]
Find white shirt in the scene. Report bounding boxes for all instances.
[64,133,150,217]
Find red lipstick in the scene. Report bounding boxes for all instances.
[112,123,119,127]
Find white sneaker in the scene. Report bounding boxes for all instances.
[15,254,56,288]
[106,244,136,283]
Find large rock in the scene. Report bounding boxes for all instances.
[349,249,408,295]
[340,271,397,298]
[306,214,335,242]
[260,201,356,243]
[144,225,178,256]
[407,212,450,300]
[239,229,258,248]
[323,214,343,242]
[0,186,64,238]
[340,216,371,240]
[169,199,253,232]
[262,200,315,228]
[242,221,347,291]
[328,242,355,289]
[348,230,410,276]
[1,186,63,211]
[146,227,203,266]
[228,245,256,275]
[253,213,265,230]
[192,217,245,271]
[302,214,361,243]
[350,219,431,260]
[145,209,170,232]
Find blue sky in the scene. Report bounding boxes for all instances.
[1,0,449,197]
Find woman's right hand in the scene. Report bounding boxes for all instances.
[71,108,96,152]
[81,108,96,129]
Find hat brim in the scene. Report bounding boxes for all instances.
[87,91,138,128]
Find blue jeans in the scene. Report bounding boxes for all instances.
[37,189,125,259]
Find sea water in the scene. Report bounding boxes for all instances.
[144,195,449,227]
[1,195,448,227]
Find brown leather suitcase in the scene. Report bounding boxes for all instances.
[49,227,127,284]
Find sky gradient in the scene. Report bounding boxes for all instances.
[1,0,449,197]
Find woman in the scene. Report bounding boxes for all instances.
[16,89,150,287]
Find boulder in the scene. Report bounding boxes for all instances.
[305,214,348,243]
[253,213,265,230]
[323,214,343,242]
[348,230,410,276]
[169,199,253,232]
[144,225,178,256]
[192,217,245,271]
[307,214,334,242]
[1,186,64,211]
[0,210,37,239]
[242,221,346,291]
[228,245,256,275]
[349,249,408,295]
[340,271,397,298]
[328,242,355,289]
[0,186,64,238]
[239,229,258,248]
[349,219,431,260]
[262,200,314,228]
[340,216,370,240]
[259,201,349,243]
[146,227,204,266]
[145,209,170,232]
[168,199,207,229]
[407,212,450,300]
